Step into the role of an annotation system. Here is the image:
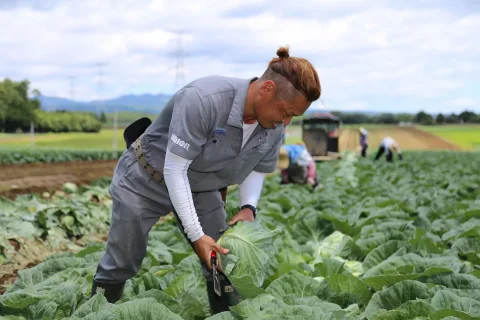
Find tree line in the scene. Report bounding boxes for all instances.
[2,78,478,132]
[0,78,106,133]
[330,110,480,125]
[289,110,480,126]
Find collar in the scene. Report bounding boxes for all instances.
[226,77,258,128]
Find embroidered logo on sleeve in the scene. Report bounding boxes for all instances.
[171,134,190,150]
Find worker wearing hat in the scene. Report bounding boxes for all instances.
[374,136,403,162]
[277,142,318,187]
[90,46,322,315]
[359,127,368,158]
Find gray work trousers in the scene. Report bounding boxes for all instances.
[94,148,229,284]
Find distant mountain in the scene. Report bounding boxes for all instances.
[38,93,395,116]
[38,93,173,114]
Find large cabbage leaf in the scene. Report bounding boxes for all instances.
[217,221,281,292]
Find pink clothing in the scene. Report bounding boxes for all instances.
[307,161,316,179]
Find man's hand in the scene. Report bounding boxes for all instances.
[306,177,316,186]
[228,208,255,226]
[193,235,229,272]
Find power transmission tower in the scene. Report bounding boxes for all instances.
[95,62,108,116]
[170,30,188,91]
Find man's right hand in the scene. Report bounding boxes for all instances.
[193,235,229,272]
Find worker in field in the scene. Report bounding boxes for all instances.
[359,127,368,157]
[277,142,319,187]
[90,46,321,314]
[374,136,403,162]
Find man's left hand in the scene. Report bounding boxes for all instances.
[228,208,255,225]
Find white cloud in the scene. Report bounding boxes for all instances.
[0,0,479,113]
[450,98,479,108]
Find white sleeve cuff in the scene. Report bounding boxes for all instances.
[163,149,204,242]
[239,170,265,208]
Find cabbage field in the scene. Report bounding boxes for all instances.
[1,151,480,319]
[0,149,122,165]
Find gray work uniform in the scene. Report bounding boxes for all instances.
[94,75,284,284]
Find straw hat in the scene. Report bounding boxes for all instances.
[276,147,290,169]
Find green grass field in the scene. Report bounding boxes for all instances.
[284,125,302,144]
[419,124,480,150]
[0,129,126,150]
[0,126,305,151]
[0,126,303,150]
[1,124,479,151]
[341,123,397,129]
[102,111,157,129]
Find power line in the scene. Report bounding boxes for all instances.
[174,30,185,91]
[319,98,328,109]
[92,62,117,150]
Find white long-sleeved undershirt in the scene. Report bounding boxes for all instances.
[238,170,264,208]
[163,122,264,242]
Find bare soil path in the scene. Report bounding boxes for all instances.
[0,160,118,199]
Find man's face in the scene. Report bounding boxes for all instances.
[254,81,311,129]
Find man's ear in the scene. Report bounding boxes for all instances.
[261,80,277,99]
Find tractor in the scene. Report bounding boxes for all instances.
[301,113,342,161]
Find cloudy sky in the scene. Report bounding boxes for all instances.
[1,0,479,113]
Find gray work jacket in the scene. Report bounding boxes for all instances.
[140,75,284,193]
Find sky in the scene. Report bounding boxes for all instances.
[1,0,479,113]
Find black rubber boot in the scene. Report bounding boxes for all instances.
[206,274,241,315]
[91,279,125,304]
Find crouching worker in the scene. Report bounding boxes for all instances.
[277,143,318,187]
[89,46,321,315]
[374,136,403,162]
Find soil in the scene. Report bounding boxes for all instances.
[339,127,462,152]
[0,160,118,199]
[0,160,117,290]
[0,159,120,292]
[0,262,37,294]
[0,232,109,294]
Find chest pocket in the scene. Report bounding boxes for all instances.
[190,131,240,172]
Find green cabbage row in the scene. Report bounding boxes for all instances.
[1,151,480,319]
[0,148,123,165]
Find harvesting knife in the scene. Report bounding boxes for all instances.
[211,251,221,296]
